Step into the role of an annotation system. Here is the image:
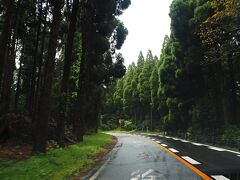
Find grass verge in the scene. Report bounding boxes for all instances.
[0,133,113,180]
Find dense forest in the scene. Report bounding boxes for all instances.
[1,0,240,154]
[102,0,240,148]
[0,0,130,153]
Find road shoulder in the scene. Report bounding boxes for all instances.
[72,136,118,180]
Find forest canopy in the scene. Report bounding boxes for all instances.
[0,0,130,153]
[102,0,240,149]
[0,0,240,154]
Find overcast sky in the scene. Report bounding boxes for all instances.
[118,0,173,67]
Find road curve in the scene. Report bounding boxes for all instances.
[94,133,207,180]
[145,133,240,180]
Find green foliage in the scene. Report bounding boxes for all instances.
[220,126,240,148]
[0,133,112,180]
[100,114,118,130]
[115,22,128,50]
[100,123,117,131]
[138,50,154,105]
[122,120,135,131]
[102,0,240,151]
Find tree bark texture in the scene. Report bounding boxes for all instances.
[34,0,64,152]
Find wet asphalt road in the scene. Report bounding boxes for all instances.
[96,133,203,180]
[145,133,240,180]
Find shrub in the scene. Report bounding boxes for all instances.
[220,125,240,148]
[122,120,135,131]
[99,123,117,131]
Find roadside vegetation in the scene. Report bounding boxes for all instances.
[0,0,240,178]
[0,0,130,153]
[0,133,113,180]
[101,0,240,151]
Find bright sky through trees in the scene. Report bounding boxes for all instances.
[119,0,173,66]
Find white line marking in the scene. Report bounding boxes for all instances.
[208,146,225,152]
[151,138,156,141]
[208,145,240,155]
[172,138,179,140]
[131,169,140,177]
[142,169,154,178]
[136,133,240,155]
[180,140,189,143]
[181,156,201,165]
[221,149,240,155]
[156,141,161,144]
[168,148,179,153]
[89,147,118,180]
[161,144,168,147]
[211,175,230,180]
[191,142,204,146]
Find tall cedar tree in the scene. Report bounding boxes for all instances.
[34,0,64,152]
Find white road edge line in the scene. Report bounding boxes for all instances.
[134,133,240,155]
[211,175,230,180]
[156,141,161,144]
[208,146,226,152]
[89,146,118,180]
[191,142,204,146]
[180,140,189,143]
[181,156,201,165]
[208,145,240,155]
[168,148,179,153]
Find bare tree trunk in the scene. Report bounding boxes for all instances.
[57,0,80,146]
[34,0,63,153]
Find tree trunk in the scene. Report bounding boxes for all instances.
[73,33,88,142]
[0,0,14,101]
[150,107,153,131]
[14,43,25,111]
[227,54,237,124]
[57,0,80,146]
[29,0,44,117]
[34,2,49,121]
[0,0,20,115]
[34,0,63,153]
